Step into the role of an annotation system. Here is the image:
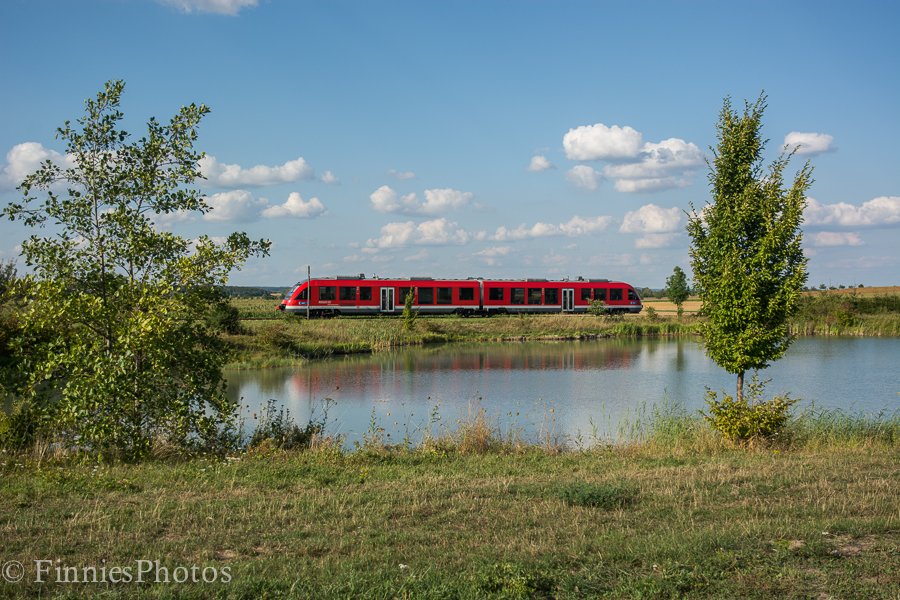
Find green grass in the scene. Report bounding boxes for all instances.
[3,403,900,599]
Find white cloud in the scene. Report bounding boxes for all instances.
[613,177,692,193]
[199,155,313,187]
[261,192,328,219]
[473,202,494,213]
[203,190,268,222]
[563,123,643,161]
[404,249,430,262]
[526,155,556,173]
[639,253,660,265]
[825,255,897,270]
[0,142,76,190]
[565,165,604,191]
[386,169,416,180]
[542,250,570,266]
[805,196,900,227]
[343,254,362,263]
[605,138,705,180]
[620,204,682,233]
[491,215,613,241]
[473,246,512,266]
[319,171,340,185]
[783,132,835,156]
[154,0,257,16]
[368,185,473,216]
[366,218,471,249]
[635,233,682,248]
[152,209,196,229]
[812,232,864,246]
[586,253,636,267]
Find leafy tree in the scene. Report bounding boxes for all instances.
[665,266,690,318]
[686,94,812,403]
[1,80,270,458]
[402,289,418,331]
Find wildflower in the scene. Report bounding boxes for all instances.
[399,564,408,569]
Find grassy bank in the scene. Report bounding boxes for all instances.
[222,314,702,369]
[3,404,899,599]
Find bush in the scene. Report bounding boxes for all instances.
[247,401,328,451]
[699,373,799,441]
[588,300,607,316]
[644,306,658,322]
[206,301,243,334]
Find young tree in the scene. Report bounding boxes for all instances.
[686,94,812,403]
[2,80,270,458]
[665,266,690,318]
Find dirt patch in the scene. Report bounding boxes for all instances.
[830,534,878,557]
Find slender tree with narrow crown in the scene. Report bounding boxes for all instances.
[665,266,690,318]
[687,93,812,403]
[2,81,270,457]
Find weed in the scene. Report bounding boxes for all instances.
[556,480,634,509]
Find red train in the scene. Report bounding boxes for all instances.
[276,274,642,317]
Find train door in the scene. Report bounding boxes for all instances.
[380,287,395,313]
[562,288,575,312]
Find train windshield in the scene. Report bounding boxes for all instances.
[283,284,300,301]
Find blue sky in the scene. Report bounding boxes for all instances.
[1,0,898,288]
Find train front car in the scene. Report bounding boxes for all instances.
[277,281,310,315]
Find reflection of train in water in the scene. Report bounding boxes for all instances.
[276,274,643,318]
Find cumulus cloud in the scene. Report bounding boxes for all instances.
[199,155,314,187]
[0,142,76,190]
[639,253,660,265]
[203,190,268,222]
[606,138,705,179]
[154,0,257,15]
[319,171,339,185]
[783,132,835,156]
[526,155,556,173]
[565,165,604,191]
[404,249,430,262]
[562,122,706,193]
[563,123,643,161]
[366,218,471,249]
[812,232,865,246]
[619,204,682,233]
[386,169,416,180]
[473,246,512,266]
[368,185,473,216]
[491,215,613,241]
[261,192,328,219]
[586,253,636,267]
[635,233,682,248]
[805,196,900,227]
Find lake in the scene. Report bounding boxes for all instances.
[225,336,900,445]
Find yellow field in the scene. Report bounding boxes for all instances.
[803,285,900,296]
[641,297,703,314]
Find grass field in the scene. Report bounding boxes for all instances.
[3,404,899,599]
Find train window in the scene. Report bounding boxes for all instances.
[610,288,623,302]
[511,288,525,304]
[359,287,372,301]
[297,288,308,301]
[628,289,639,301]
[436,287,452,304]
[488,287,504,301]
[528,288,542,305]
[284,284,300,301]
[398,287,412,303]
[544,288,559,305]
[580,288,591,302]
[419,287,434,304]
[459,287,475,301]
[339,286,356,301]
[319,286,336,301]
[593,288,607,302]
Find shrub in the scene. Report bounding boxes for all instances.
[206,301,243,334]
[402,289,418,331]
[699,373,799,441]
[644,306,658,322]
[247,401,328,451]
[588,300,607,316]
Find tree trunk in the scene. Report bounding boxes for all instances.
[736,370,744,403]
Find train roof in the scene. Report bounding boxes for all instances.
[295,276,630,284]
